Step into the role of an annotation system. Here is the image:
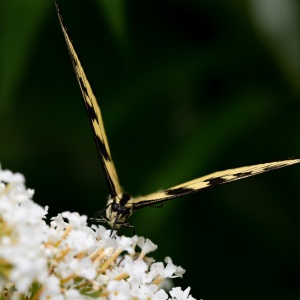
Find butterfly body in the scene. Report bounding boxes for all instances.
[54,1,300,231]
[106,194,133,229]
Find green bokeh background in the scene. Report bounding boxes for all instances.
[1,0,300,299]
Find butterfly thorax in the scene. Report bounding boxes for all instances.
[106,193,133,229]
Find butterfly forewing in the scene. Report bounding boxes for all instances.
[130,158,300,209]
[55,2,122,198]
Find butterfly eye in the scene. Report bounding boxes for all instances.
[111,203,119,212]
[120,206,130,216]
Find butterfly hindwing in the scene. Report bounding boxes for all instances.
[55,2,122,198]
[130,158,300,209]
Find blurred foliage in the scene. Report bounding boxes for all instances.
[1,0,300,299]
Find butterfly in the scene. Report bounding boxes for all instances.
[54,1,300,232]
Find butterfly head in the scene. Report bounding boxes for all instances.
[106,194,133,230]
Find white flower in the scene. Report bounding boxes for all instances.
[149,258,183,283]
[165,257,185,278]
[169,287,196,300]
[0,168,24,185]
[68,257,96,280]
[137,237,158,258]
[51,214,67,230]
[61,211,88,228]
[131,284,168,300]
[39,275,63,300]
[107,280,131,300]
[0,166,49,293]
[91,223,109,239]
[0,166,196,299]
[130,235,139,251]
[65,229,95,252]
[115,236,134,254]
[122,255,148,285]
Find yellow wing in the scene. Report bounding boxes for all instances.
[130,158,300,209]
[55,2,122,198]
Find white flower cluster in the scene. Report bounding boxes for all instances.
[0,166,196,300]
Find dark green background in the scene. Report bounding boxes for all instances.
[1,0,300,299]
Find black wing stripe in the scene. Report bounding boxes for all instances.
[165,187,194,196]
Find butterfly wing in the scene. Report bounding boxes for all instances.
[130,158,300,209]
[55,2,122,198]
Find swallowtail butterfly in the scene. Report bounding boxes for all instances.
[55,2,300,231]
